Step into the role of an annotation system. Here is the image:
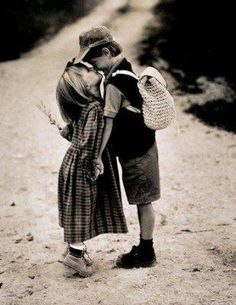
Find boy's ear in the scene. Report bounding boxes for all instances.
[102,47,112,57]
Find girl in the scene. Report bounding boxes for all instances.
[56,62,128,277]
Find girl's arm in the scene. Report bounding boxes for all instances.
[94,84,122,174]
[80,105,104,180]
[95,117,113,174]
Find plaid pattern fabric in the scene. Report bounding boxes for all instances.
[58,101,128,243]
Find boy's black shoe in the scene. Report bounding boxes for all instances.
[116,245,157,268]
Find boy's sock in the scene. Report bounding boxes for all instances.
[139,237,154,251]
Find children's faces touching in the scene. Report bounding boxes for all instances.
[88,55,111,71]
[80,66,102,87]
[79,67,102,98]
[85,48,113,72]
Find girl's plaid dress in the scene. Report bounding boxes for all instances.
[58,101,128,243]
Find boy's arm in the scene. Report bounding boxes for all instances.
[79,105,104,181]
[95,84,123,174]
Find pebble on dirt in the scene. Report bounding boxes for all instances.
[207,246,216,251]
[107,248,116,253]
[26,234,34,242]
[28,275,35,279]
[19,187,28,192]
[27,289,34,295]
[191,267,201,272]
[180,229,193,233]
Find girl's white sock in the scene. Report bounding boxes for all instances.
[70,242,85,251]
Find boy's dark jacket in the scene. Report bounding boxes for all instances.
[106,58,155,159]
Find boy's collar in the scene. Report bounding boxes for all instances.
[99,73,106,99]
[105,55,124,81]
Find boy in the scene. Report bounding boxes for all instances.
[75,26,160,268]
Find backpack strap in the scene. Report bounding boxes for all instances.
[110,70,141,112]
[111,69,167,89]
[111,70,139,80]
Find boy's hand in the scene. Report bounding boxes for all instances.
[139,76,148,86]
[139,76,151,86]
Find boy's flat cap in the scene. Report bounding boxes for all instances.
[74,26,114,64]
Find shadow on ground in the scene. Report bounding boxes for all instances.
[185,99,236,133]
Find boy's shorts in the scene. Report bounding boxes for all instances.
[119,142,160,205]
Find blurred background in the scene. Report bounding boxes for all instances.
[138,0,236,133]
[0,0,101,61]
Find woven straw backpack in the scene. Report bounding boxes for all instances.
[111,67,175,130]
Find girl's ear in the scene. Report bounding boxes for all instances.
[85,84,96,99]
[102,47,112,57]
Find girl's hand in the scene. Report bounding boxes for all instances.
[95,158,104,175]
[59,128,68,138]
[59,124,73,141]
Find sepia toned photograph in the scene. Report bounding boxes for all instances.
[0,1,235,304]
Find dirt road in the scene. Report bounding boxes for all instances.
[0,1,235,304]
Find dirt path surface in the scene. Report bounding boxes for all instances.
[0,1,235,305]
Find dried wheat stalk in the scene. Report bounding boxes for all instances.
[36,102,61,130]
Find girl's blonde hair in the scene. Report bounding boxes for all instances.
[56,63,93,123]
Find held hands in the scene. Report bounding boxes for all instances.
[95,158,104,176]
[88,158,104,182]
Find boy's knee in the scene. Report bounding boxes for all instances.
[137,202,152,212]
